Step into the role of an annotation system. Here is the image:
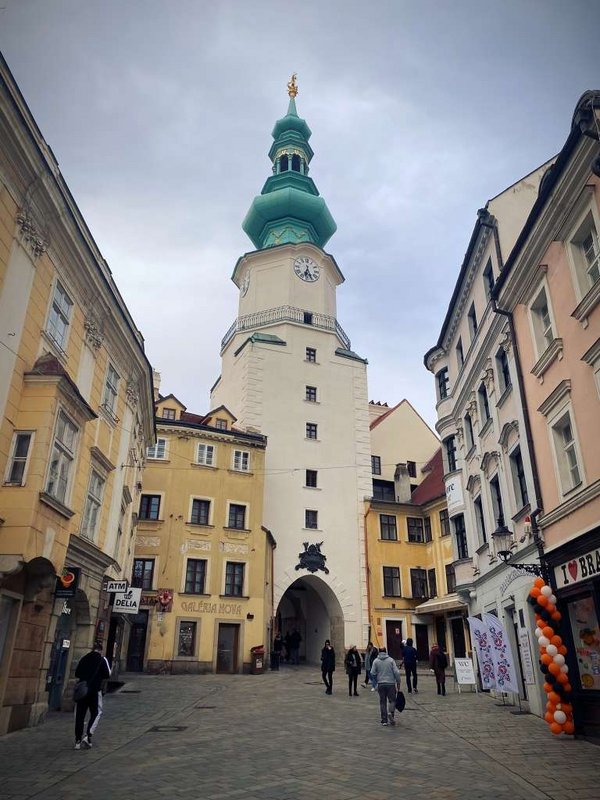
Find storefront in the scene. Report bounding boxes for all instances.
[546,527,600,739]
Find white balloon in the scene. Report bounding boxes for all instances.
[560,664,569,674]
[538,636,550,647]
[554,710,567,724]
[541,586,552,597]
[553,654,565,666]
[549,594,557,604]
[546,644,558,656]
[534,627,542,638]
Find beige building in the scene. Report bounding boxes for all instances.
[492,91,600,738]
[0,55,154,733]
[131,393,274,674]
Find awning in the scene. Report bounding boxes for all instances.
[414,594,467,615]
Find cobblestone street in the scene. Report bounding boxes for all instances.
[0,669,598,800]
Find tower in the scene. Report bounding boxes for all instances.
[211,77,372,660]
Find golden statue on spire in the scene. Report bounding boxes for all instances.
[287,73,298,98]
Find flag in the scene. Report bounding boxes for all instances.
[467,616,496,690]
[482,612,520,695]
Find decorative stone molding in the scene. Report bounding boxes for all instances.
[480,359,495,394]
[136,535,160,548]
[531,338,563,382]
[480,450,500,477]
[455,424,464,448]
[466,473,481,494]
[498,420,519,452]
[84,315,104,351]
[219,542,250,554]
[126,379,140,409]
[16,208,48,258]
[466,392,478,422]
[180,539,211,554]
[499,329,513,354]
[537,379,571,417]
[572,280,600,328]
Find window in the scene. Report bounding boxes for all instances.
[569,211,600,295]
[510,447,529,510]
[410,568,428,599]
[496,348,511,394]
[379,514,397,541]
[46,411,78,504]
[580,224,600,286]
[81,470,105,540]
[456,337,464,369]
[233,450,250,472]
[444,436,457,473]
[490,475,505,527]
[305,469,318,488]
[280,154,289,171]
[305,509,318,529]
[371,455,382,475]
[306,422,318,439]
[305,386,317,402]
[177,621,197,657]
[552,412,581,492]
[407,518,424,543]
[303,311,313,324]
[383,566,401,597]
[5,432,32,485]
[196,443,215,466]
[146,438,166,459]
[436,367,449,400]
[306,347,317,362]
[478,383,491,424]
[373,480,395,501]
[453,514,468,559]
[215,418,228,430]
[428,568,437,598]
[139,494,161,520]
[225,562,245,597]
[464,414,474,451]
[291,154,301,172]
[162,407,176,420]
[445,563,456,593]
[190,499,210,526]
[47,280,73,350]
[473,495,487,544]
[407,460,417,479]
[439,509,450,537]
[531,286,554,355]
[185,559,207,594]
[132,558,155,590]
[424,516,432,542]
[483,258,494,301]
[228,503,246,530]
[468,302,478,341]
[102,364,119,415]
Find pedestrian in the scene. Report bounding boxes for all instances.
[363,641,378,688]
[321,639,335,694]
[429,642,448,696]
[403,637,419,694]
[345,645,362,696]
[289,628,302,665]
[284,631,292,662]
[73,642,111,750]
[272,632,283,670]
[369,646,401,726]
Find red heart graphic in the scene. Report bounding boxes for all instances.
[567,560,578,581]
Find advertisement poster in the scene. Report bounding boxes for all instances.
[567,595,600,691]
[54,567,80,598]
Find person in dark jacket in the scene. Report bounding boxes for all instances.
[289,628,302,665]
[74,642,111,749]
[320,639,336,694]
[403,637,419,693]
[271,632,283,670]
[344,645,362,696]
[363,642,378,688]
[429,643,448,696]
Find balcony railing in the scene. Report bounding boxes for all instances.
[221,305,351,352]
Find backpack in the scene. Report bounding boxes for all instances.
[436,652,448,669]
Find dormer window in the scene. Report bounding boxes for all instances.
[291,154,301,172]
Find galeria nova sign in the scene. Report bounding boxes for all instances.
[554,546,600,588]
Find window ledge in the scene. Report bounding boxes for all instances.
[478,418,493,438]
[303,527,321,532]
[531,338,563,382]
[138,518,163,526]
[191,463,217,470]
[186,522,214,529]
[304,360,320,365]
[41,330,68,364]
[304,486,321,491]
[39,491,75,519]
[539,478,600,528]
[378,538,399,543]
[3,480,25,487]
[179,592,211,597]
[496,384,513,409]
[571,279,600,326]
[223,527,251,533]
[305,438,321,443]
[511,503,531,523]
[476,541,489,555]
[228,469,253,476]
[219,594,249,600]
[147,457,170,463]
[406,539,427,545]
[98,403,119,427]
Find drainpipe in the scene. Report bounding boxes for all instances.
[363,503,376,647]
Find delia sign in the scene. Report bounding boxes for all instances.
[554,546,600,589]
[113,587,142,614]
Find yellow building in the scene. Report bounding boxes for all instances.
[130,392,274,674]
[0,55,154,734]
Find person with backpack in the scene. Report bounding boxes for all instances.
[402,637,419,693]
[344,645,362,696]
[73,642,111,749]
[369,646,401,726]
[429,643,448,696]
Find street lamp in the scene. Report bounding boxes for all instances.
[492,516,544,577]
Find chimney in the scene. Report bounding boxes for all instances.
[152,369,161,402]
[394,463,411,503]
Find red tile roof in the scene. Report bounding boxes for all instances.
[411,448,445,506]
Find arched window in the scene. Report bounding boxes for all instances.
[291,154,301,172]
[280,154,289,172]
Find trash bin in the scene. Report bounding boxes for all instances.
[250,645,265,675]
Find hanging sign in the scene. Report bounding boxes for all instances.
[455,658,476,685]
[113,587,142,614]
[554,546,600,588]
[518,628,536,685]
[106,580,129,594]
[54,568,80,598]
[445,477,464,512]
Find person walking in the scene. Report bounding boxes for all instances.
[73,642,111,749]
[345,645,362,696]
[369,646,401,726]
[429,643,448,696]
[289,628,302,665]
[363,642,378,688]
[272,632,283,670]
[403,637,419,694]
[321,639,335,694]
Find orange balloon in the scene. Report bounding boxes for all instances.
[544,711,554,723]
[552,611,562,621]
[563,720,575,735]
[564,683,572,692]
[538,595,549,607]
[550,722,563,735]
[550,635,562,646]
[541,654,552,666]
[557,673,568,685]
[543,682,553,693]
[542,626,554,638]
[561,703,572,714]
[534,577,545,588]
[548,691,561,704]
[548,663,561,676]
[530,587,541,598]
[547,604,556,614]
[558,645,568,656]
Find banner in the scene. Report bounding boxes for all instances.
[482,612,520,694]
[467,616,496,690]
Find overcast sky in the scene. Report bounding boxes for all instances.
[1,1,598,428]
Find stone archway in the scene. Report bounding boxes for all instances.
[276,575,345,665]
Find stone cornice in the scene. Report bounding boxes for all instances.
[531,338,564,382]
[571,279,600,327]
[581,336,600,366]
[156,421,267,449]
[537,379,571,417]
[538,478,600,529]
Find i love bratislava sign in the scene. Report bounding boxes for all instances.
[554,547,600,588]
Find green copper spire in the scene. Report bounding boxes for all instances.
[242,76,337,250]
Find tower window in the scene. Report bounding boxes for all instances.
[303,312,313,325]
[306,347,317,362]
[280,154,289,172]
[291,154,301,172]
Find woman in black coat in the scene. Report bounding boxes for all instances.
[345,645,362,696]
[321,639,335,694]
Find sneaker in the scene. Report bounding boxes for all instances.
[381,720,388,726]
[370,687,376,692]
[82,736,92,749]
[388,714,396,726]
[414,688,419,694]
[74,742,81,750]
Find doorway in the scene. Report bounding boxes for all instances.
[126,610,148,672]
[385,620,403,660]
[435,616,447,651]
[47,600,74,710]
[450,616,466,658]
[216,623,239,673]
[414,624,429,660]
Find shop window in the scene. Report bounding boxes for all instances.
[177,620,197,657]
[566,595,600,691]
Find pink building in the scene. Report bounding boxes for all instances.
[493,91,600,738]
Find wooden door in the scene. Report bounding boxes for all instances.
[450,617,466,658]
[414,624,429,660]
[126,611,148,672]
[216,623,239,673]
[385,620,403,660]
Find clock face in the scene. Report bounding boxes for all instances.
[240,271,250,296]
[294,256,320,282]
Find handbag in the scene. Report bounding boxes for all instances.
[395,690,406,712]
[73,658,103,702]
